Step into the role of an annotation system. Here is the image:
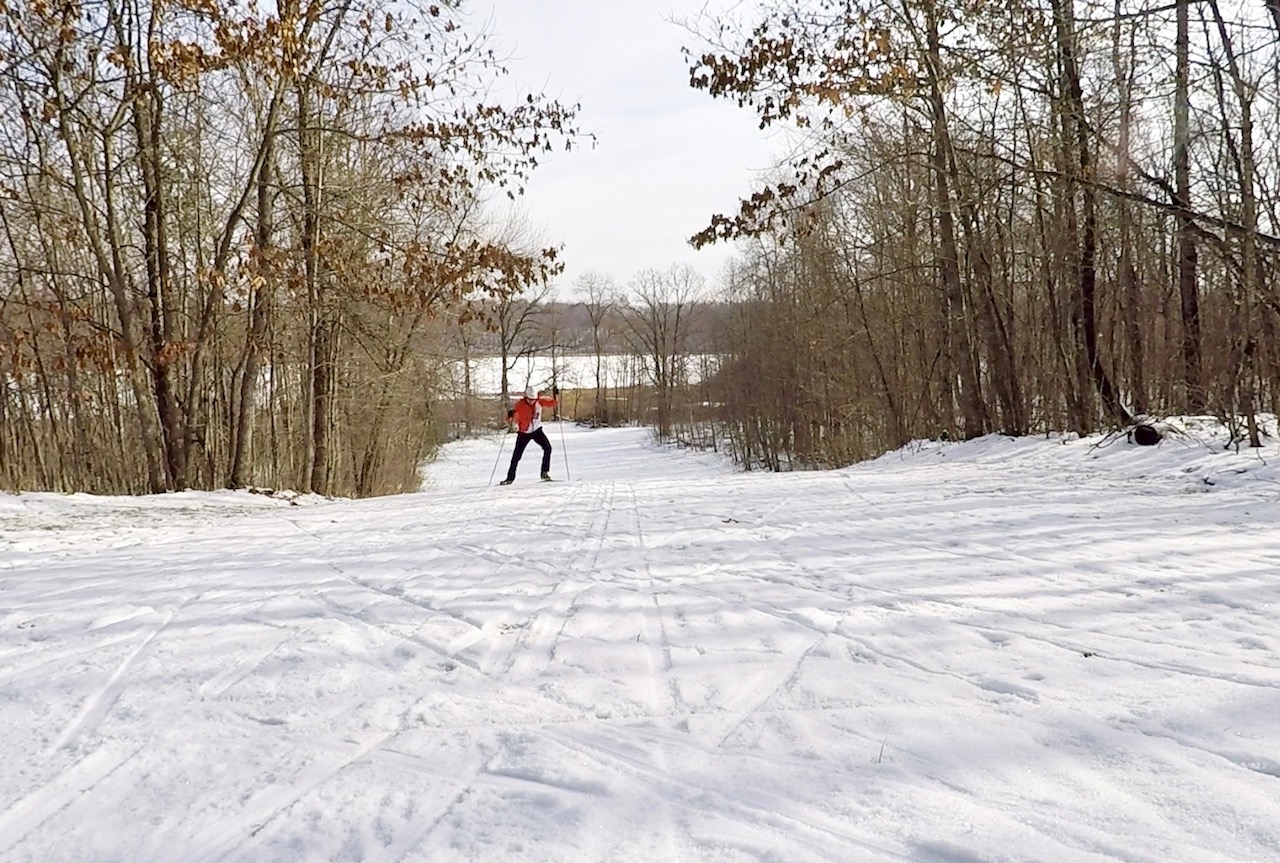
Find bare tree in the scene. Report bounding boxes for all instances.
[574,270,620,423]
[624,265,704,439]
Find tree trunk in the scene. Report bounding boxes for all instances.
[1208,0,1262,446]
[230,129,276,488]
[1052,0,1133,427]
[1113,8,1147,415]
[924,4,985,439]
[311,319,339,494]
[1175,0,1203,412]
[133,78,187,487]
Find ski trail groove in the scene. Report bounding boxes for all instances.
[441,484,592,670]
[310,587,492,681]
[176,730,399,863]
[385,745,509,861]
[502,481,615,680]
[626,482,678,721]
[194,632,295,699]
[706,631,832,749]
[542,726,907,862]
[0,632,141,690]
[620,480,686,862]
[51,605,182,751]
[0,743,142,856]
[831,571,1280,692]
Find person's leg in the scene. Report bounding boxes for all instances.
[505,433,531,482]
[533,428,553,475]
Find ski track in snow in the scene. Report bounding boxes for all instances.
[2,424,1280,861]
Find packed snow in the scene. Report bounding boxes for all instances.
[2,420,1280,862]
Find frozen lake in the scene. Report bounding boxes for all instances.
[446,354,717,396]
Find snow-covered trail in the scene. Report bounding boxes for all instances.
[2,424,1279,862]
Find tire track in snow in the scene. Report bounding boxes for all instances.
[632,563,857,749]
[635,574,847,749]
[646,562,1053,722]
[770,565,1280,716]
[1119,721,1280,783]
[680,562,1274,724]
[637,476,1172,732]
[287,567,500,678]
[666,571,1075,712]
[379,731,616,862]
[956,613,1280,691]
[265,512,488,665]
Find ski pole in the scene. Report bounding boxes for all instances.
[489,429,508,486]
[558,415,571,481]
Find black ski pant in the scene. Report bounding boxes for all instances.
[506,428,552,481]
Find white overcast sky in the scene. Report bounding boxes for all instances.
[476,0,784,296]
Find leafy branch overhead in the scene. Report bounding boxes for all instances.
[686,0,927,245]
[684,0,1245,251]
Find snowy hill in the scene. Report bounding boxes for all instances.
[2,423,1279,862]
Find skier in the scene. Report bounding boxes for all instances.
[499,385,559,485]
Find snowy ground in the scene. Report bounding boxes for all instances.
[3,420,1280,862]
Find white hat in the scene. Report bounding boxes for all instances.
[524,385,536,399]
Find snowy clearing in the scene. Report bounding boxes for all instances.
[2,421,1279,862]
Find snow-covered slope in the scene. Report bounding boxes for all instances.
[2,423,1279,862]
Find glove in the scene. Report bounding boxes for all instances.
[552,386,559,396]
[506,409,514,420]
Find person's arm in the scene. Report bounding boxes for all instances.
[540,386,559,407]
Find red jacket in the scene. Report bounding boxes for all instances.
[508,394,557,433]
